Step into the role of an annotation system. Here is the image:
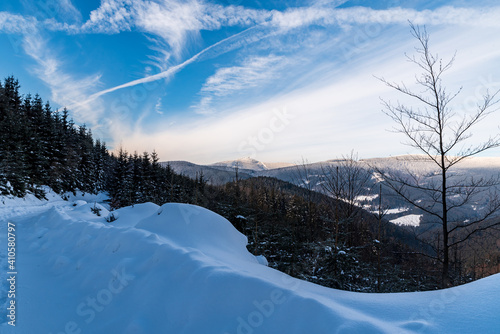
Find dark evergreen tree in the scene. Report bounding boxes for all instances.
[140,151,153,202]
[130,151,143,204]
[75,125,95,193]
[92,139,108,193]
[108,148,133,209]
[0,77,28,196]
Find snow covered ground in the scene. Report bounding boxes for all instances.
[390,214,423,227]
[1,190,499,333]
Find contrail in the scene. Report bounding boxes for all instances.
[68,26,260,109]
[67,0,356,110]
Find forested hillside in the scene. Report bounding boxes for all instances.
[0,76,108,197]
[0,76,203,207]
[0,76,486,292]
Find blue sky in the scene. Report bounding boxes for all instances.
[1,0,500,163]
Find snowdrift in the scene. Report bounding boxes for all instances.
[1,193,499,333]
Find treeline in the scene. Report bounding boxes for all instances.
[0,76,109,196]
[0,76,446,292]
[0,76,202,208]
[106,149,206,209]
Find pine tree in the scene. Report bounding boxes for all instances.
[0,77,28,196]
[140,151,153,202]
[130,151,143,204]
[60,110,80,193]
[109,148,133,208]
[76,125,95,193]
[92,139,108,193]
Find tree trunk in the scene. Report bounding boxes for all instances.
[441,157,450,287]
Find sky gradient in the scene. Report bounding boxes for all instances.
[1,0,500,164]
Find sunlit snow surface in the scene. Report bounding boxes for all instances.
[390,214,422,226]
[1,190,499,333]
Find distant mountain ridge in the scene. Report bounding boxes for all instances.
[209,157,295,171]
[164,155,500,184]
[163,155,500,226]
[161,158,296,185]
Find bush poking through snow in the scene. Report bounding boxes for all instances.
[91,203,102,216]
[106,212,118,223]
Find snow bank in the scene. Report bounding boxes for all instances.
[62,191,110,206]
[136,203,259,265]
[390,214,422,226]
[1,198,499,333]
[109,202,160,227]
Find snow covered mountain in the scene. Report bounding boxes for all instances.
[163,158,295,185]
[210,157,294,171]
[1,190,500,333]
[165,155,500,227]
[162,160,256,185]
[168,155,500,184]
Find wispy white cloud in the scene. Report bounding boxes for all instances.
[111,17,500,163]
[144,36,172,72]
[155,97,163,115]
[269,5,500,30]
[134,0,273,73]
[7,3,500,38]
[193,55,287,114]
[202,55,286,96]
[74,3,500,106]
[0,12,37,34]
[204,3,272,27]
[19,0,82,22]
[21,31,104,127]
[5,1,500,162]
[134,0,209,60]
[74,25,260,107]
[56,0,82,22]
[81,0,134,33]
[79,0,269,63]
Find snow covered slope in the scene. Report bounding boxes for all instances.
[210,157,270,171]
[1,192,499,333]
[163,161,256,185]
[210,157,295,171]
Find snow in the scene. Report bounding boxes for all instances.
[255,255,269,266]
[1,192,500,333]
[211,157,269,171]
[355,194,379,202]
[62,191,110,205]
[370,207,410,215]
[136,203,258,266]
[390,214,422,226]
[109,203,160,228]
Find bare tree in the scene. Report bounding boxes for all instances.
[371,184,389,292]
[375,23,500,287]
[321,151,372,248]
[293,157,318,239]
